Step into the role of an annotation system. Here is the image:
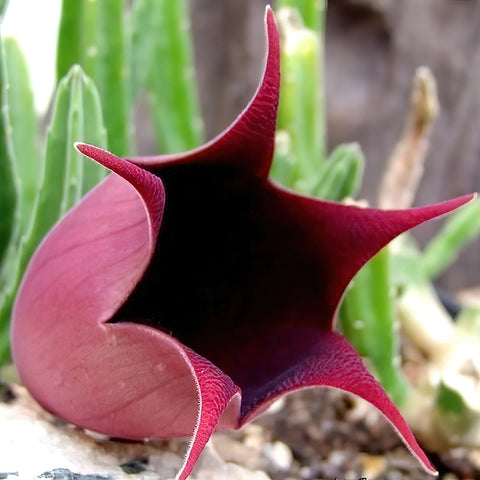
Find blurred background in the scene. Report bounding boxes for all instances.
[5,0,479,291]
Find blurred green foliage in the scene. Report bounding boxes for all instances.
[0,0,203,363]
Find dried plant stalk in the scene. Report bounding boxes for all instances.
[378,67,439,210]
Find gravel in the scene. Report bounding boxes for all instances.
[1,382,479,479]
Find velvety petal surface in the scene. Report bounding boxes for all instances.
[238,329,437,474]
[128,6,279,180]
[178,347,241,480]
[12,160,204,440]
[71,143,472,479]
[11,5,475,480]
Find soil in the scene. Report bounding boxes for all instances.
[214,388,480,480]
[1,379,479,480]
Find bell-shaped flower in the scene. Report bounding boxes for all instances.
[12,7,472,480]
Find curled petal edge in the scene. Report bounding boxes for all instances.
[237,329,437,475]
[127,5,280,179]
[12,148,241,479]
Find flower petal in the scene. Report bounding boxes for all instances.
[11,6,473,478]
[271,188,475,329]
[181,189,473,396]
[238,328,437,475]
[12,148,239,454]
[74,142,165,235]
[12,154,201,438]
[176,348,241,480]
[128,6,279,179]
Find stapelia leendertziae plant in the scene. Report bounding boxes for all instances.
[12,7,473,480]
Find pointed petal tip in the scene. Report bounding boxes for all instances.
[74,141,90,155]
[125,4,280,178]
[74,143,165,234]
[265,5,277,40]
[74,143,138,181]
[429,192,476,218]
[74,143,124,175]
[265,4,273,19]
[75,141,112,158]
[447,192,475,206]
[74,143,118,169]
[407,445,437,476]
[265,4,278,46]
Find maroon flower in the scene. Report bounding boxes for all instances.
[12,7,472,480]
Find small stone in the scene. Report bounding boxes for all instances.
[442,474,459,480]
[212,434,263,471]
[0,386,269,480]
[243,424,266,450]
[37,469,111,479]
[468,447,480,469]
[262,441,293,471]
[383,471,403,480]
[193,442,271,480]
[327,449,347,466]
[359,453,387,478]
[148,452,183,478]
[119,457,148,474]
[299,466,319,479]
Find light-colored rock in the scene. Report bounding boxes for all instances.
[262,441,293,471]
[211,434,263,471]
[359,453,387,478]
[0,385,270,480]
[193,442,271,480]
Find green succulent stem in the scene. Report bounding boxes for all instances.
[278,0,325,31]
[133,0,204,152]
[56,0,85,81]
[422,199,480,279]
[272,5,325,192]
[96,0,129,155]
[312,143,364,200]
[56,0,129,156]
[339,248,408,406]
[0,32,18,268]
[3,37,40,232]
[0,66,107,363]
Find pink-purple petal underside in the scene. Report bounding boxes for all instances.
[12,154,204,440]
[238,329,436,475]
[127,6,279,179]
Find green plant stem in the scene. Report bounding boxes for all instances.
[56,0,85,81]
[273,6,325,192]
[56,0,129,155]
[0,33,17,267]
[144,0,203,152]
[339,248,408,405]
[96,0,129,155]
[0,66,107,363]
[313,143,364,200]
[422,199,480,279]
[278,0,326,31]
[129,0,157,102]
[3,37,40,232]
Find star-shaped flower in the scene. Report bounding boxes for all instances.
[12,7,472,480]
